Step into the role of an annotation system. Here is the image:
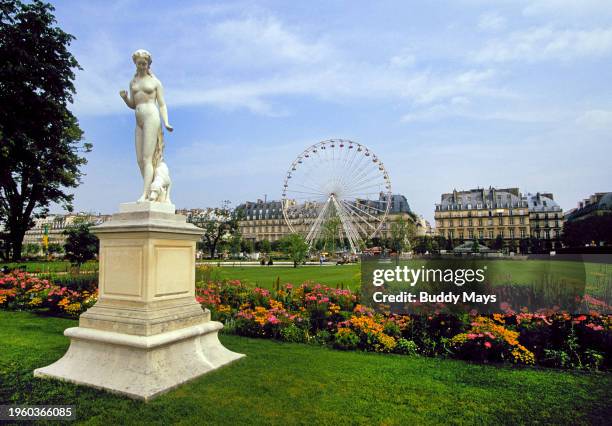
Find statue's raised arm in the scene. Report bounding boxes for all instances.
[119,49,172,204]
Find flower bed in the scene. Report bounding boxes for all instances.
[1,271,610,369]
[0,272,97,317]
[194,278,611,370]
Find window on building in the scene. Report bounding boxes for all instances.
[468,229,474,239]
[478,229,484,239]
[487,230,493,239]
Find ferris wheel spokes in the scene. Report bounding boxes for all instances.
[305,197,331,246]
[282,140,393,253]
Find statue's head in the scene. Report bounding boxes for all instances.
[132,49,152,75]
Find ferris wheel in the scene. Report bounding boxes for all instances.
[281,139,392,253]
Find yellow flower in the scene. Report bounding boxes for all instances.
[217,304,231,314]
[374,333,396,352]
[64,302,82,316]
[269,299,284,310]
[329,303,341,314]
[28,297,42,307]
[349,315,384,334]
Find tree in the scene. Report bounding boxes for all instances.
[0,1,90,260]
[413,236,433,254]
[47,242,63,256]
[471,240,480,253]
[389,215,416,254]
[491,235,505,251]
[563,214,612,247]
[241,239,254,254]
[281,233,309,268]
[63,220,98,269]
[188,203,240,258]
[261,239,271,253]
[322,215,341,254]
[229,230,242,256]
[529,237,544,253]
[271,239,282,252]
[22,242,41,258]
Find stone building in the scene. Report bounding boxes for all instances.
[236,194,420,243]
[524,192,564,244]
[565,192,612,222]
[434,187,563,249]
[22,213,112,250]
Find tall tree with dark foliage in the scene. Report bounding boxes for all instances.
[0,0,90,260]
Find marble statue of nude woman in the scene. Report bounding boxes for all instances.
[119,49,173,203]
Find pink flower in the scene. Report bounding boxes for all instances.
[268,315,279,325]
[586,323,604,331]
[484,341,492,349]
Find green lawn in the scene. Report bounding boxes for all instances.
[1,260,98,273]
[1,311,610,425]
[214,264,361,289]
[210,259,611,297]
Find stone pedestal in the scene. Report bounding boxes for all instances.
[34,202,244,401]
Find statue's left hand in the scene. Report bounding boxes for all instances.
[165,123,174,132]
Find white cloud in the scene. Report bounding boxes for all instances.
[478,12,506,32]
[522,0,612,19]
[576,109,612,130]
[65,4,517,119]
[473,26,612,62]
[389,50,416,68]
[401,99,568,124]
[208,16,332,67]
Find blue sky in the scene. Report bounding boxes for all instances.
[51,0,612,223]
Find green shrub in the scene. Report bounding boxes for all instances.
[42,273,98,292]
[333,328,360,351]
[280,323,306,343]
[543,349,571,368]
[584,350,604,371]
[395,338,419,356]
[312,329,332,345]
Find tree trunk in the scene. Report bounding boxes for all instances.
[209,242,217,258]
[9,231,24,261]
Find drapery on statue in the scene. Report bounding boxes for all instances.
[119,49,173,203]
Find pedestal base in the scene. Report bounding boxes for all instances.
[34,321,244,401]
